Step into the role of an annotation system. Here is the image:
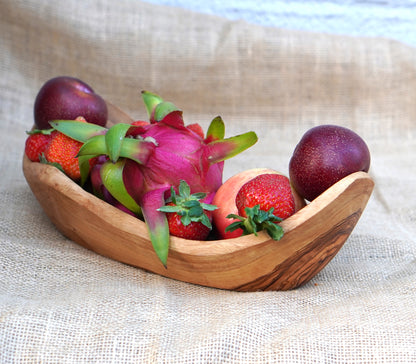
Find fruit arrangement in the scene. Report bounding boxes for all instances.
[23,76,374,290]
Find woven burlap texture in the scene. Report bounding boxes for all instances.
[1,0,415,363]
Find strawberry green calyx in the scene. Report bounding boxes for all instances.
[225,205,284,241]
[26,128,55,136]
[39,153,65,173]
[158,180,218,229]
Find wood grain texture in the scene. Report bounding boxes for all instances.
[22,153,374,291]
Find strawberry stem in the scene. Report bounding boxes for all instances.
[225,205,284,240]
[26,128,55,135]
[158,180,217,229]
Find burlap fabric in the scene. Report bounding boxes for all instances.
[1,0,415,362]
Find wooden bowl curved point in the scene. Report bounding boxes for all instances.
[22,153,374,291]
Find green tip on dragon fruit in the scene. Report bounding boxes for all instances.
[50,91,258,266]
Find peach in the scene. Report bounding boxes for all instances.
[213,168,305,239]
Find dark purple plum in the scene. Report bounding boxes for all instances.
[34,76,108,129]
[289,124,371,201]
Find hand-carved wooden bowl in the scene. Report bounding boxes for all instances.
[22,153,374,291]
[22,101,374,291]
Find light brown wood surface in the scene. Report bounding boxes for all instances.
[22,153,374,291]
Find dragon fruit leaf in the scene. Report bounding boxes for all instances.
[141,91,184,129]
[50,120,107,142]
[205,131,258,164]
[122,159,145,204]
[206,116,225,142]
[78,132,155,166]
[141,90,164,118]
[153,101,181,122]
[141,187,171,267]
[105,123,132,162]
[118,138,156,165]
[78,154,96,186]
[78,135,108,156]
[158,109,188,131]
[100,159,142,215]
[90,162,104,198]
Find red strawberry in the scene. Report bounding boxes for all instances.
[236,174,295,219]
[44,132,83,181]
[24,129,56,162]
[226,174,296,240]
[158,180,217,240]
[164,202,213,240]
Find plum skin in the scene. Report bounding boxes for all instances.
[34,76,108,129]
[289,125,371,202]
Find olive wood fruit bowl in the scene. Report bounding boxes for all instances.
[22,103,374,291]
[23,159,375,291]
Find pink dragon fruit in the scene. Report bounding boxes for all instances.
[50,91,257,266]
